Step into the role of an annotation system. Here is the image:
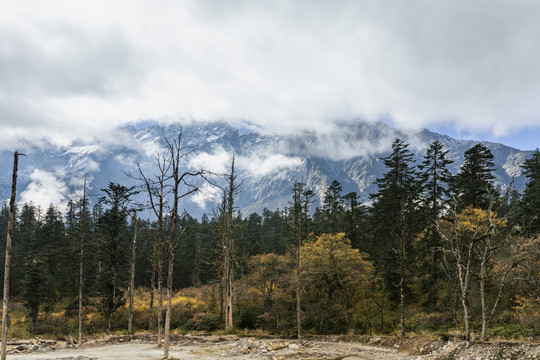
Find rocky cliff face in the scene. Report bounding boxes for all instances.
[0,121,532,217]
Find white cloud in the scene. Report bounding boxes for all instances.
[189,147,231,174]
[238,153,302,177]
[190,181,222,209]
[20,169,68,210]
[1,0,539,149]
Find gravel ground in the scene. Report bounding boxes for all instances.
[5,334,540,360]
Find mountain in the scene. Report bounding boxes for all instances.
[0,121,533,217]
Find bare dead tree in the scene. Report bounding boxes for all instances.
[163,132,205,359]
[292,182,304,340]
[136,154,170,346]
[128,211,138,336]
[78,175,88,347]
[2,152,24,360]
[220,156,239,332]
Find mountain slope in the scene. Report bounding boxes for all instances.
[0,121,533,217]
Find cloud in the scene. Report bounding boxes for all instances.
[189,147,231,174]
[190,182,222,209]
[1,0,539,149]
[238,153,303,177]
[20,169,68,210]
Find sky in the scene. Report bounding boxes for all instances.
[1,0,539,151]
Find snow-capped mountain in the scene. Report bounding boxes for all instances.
[0,121,533,217]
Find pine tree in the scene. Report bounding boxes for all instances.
[418,140,454,218]
[516,149,540,235]
[452,143,496,209]
[38,204,68,305]
[417,140,453,307]
[369,138,421,335]
[18,203,49,332]
[96,183,136,335]
[321,180,344,233]
[343,192,366,250]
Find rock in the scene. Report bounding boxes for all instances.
[288,343,300,349]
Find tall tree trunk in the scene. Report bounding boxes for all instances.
[224,157,237,332]
[157,239,163,346]
[78,175,87,347]
[293,182,303,340]
[480,254,488,340]
[399,275,405,337]
[2,152,22,360]
[161,132,204,358]
[456,240,474,341]
[399,222,406,337]
[296,243,302,340]
[163,242,175,359]
[148,238,157,331]
[128,211,137,336]
[219,279,224,327]
[224,245,233,331]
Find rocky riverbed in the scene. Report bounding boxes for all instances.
[4,334,540,359]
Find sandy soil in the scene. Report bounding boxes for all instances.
[6,336,414,360]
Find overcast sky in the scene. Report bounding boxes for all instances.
[1,0,539,150]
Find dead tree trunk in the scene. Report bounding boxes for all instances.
[2,152,22,360]
[220,156,239,333]
[128,211,138,336]
[136,158,169,346]
[292,182,304,340]
[148,236,157,331]
[163,132,203,359]
[78,175,87,347]
[157,238,164,345]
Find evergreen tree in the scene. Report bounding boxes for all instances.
[37,204,68,305]
[17,203,50,332]
[343,191,366,250]
[320,180,344,233]
[516,149,540,235]
[417,140,453,307]
[369,138,421,334]
[418,140,454,218]
[95,183,136,334]
[452,143,496,209]
[243,212,263,255]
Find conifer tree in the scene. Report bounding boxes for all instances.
[343,192,366,250]
[419,140,453,218]
[452,143,496,209]
[369,138,420,335]
[417,140,453,307]
[516,149,540,235]
[18,203,50,332]
[96,183,136,335]
[321,180,344,233]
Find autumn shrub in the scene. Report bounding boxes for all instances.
[513,295,540,337]
[184,312,220,331]
[235,253,295,332]
[301,233,374,334]
[407,311,449,332]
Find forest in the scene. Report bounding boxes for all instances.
[1,135,539,345]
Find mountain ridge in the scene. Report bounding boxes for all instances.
[0,121,533,217]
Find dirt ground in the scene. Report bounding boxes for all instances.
[5,334,540,360]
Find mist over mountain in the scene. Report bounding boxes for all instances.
[0,121,532,217]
